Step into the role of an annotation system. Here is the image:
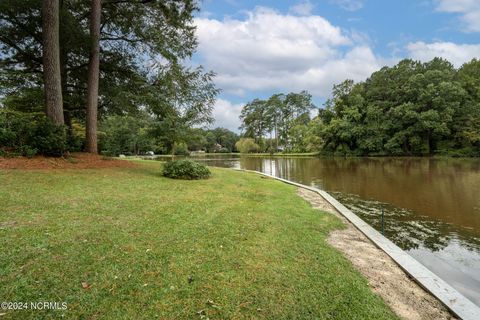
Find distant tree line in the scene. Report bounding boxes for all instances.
[99,112,238,156]
[238,58,480,156]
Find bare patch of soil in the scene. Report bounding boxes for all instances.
[0,153,137,170]
[298,187,456,320]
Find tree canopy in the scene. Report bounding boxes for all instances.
[318,58,480,156]
[0,0,218,156]
[239,91,316,152]
[238,58,480,156]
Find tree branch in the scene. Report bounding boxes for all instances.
[0,36,42,64]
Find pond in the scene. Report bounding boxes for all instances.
[187,154,480,306]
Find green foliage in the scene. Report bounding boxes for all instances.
[19,145,37,158]
[235,138,260,153]
[239,91,315,152]
[147,64,219,154]
[206,127,239,152]
[99,112,236,156]
[1,0,217,153]
[29,118,67,156]
[173,142,190,156]
[317,58,480,156]
[0,110,66,157]
[162,159,211,180]
[237,58,480,156]
[187,127,239,153]
[66,121,86,152]
[99,114,156,156]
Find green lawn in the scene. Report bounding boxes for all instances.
[0,161,397,319]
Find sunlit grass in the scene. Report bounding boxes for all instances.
[0,162,397,319]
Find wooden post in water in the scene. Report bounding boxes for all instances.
[381,207,385,235]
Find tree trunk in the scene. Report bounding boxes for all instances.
[60,3,75,144]
[42,0,64,125]
[275,118,279,151]
[85,0,101,153]
[171,142,176,157]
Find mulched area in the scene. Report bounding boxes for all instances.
[0,153,138,170]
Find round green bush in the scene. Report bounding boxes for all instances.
[162,159,211,180]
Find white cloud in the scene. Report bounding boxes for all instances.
[290,1,314,16]
[212,46,384,97]
[330,0,364,11]
[435,0,480,32]
[406,41,480,67]
[195,7,382,97]
[211,98,244,131]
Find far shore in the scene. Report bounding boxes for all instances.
[120,152,480,160]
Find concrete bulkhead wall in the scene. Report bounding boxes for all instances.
[236,169,480,320]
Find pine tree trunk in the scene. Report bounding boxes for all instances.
[85,0,101,154]
[275,119,279,151]
[42,0,64,125]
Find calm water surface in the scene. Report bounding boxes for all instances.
[189,155,480,305]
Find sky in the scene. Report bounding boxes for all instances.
[191,0,480,132]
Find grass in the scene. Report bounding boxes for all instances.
[0,161,397,319]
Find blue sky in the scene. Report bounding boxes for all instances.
[191,0,480,131]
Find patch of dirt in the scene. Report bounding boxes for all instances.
[298,187,456,320]
[0,153,138,170]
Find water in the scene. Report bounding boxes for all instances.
[186,155,480,305]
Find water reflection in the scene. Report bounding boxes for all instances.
[331,192,480,252]
[188,155,480,305]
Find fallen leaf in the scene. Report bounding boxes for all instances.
[206,299,221,309]
[81,282,90,289]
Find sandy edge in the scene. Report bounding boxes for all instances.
[297,187,456,320]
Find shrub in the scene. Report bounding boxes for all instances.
[0,110,66,157]
[0,110,33,147]
[66,121,86,152]
[19,146,38,158]
[235,138,260,153]
[28,118,66,156]
[162,159,211,180]
[174,142,190,156]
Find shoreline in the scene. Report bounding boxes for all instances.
[238,169,480,320]
[298,187,453,320]
[121,153,480,160]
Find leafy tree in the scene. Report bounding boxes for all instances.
[303,117,324,152]
[235,138,260,153]
[239,99,268,143]
[265,93,284,150]
[147,64,219,155]
[207,128,239,152]
[1,0,215,155]
[239,58,480,157]
[99,114,155,156]
[455,59,480,152]
[183,128,238,153]
[318,58,479,156]
[239,91,315,152]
